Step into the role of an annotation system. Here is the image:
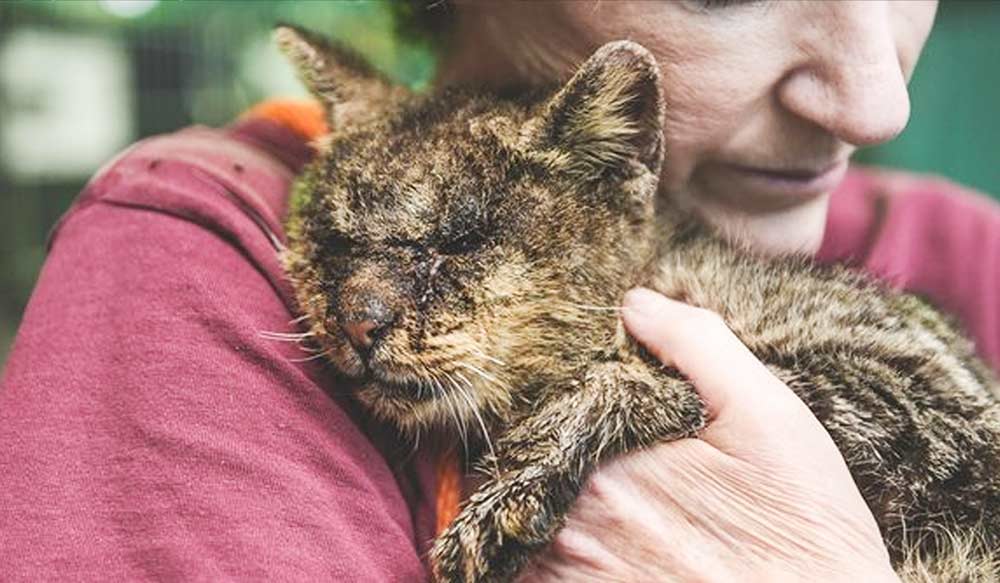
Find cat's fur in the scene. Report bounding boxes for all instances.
[275,25,1000,583]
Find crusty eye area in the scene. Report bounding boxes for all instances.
[438,230,488,256]
[319,231,353,256]
[437,201,496,257]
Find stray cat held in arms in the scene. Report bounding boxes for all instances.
[275,25,1000,583]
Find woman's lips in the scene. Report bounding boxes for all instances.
[699,159,849,212]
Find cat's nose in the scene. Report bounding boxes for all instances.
[341,319,382,352]
[337,297,396,355]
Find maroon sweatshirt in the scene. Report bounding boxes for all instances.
[1,115,998,582]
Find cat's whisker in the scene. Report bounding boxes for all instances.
[452,369,496,425]
[288,348,333,363]
[410,418,422,457]
[437,372,470,461]
[294,343,324,354]
[555,301,623,313]
[258,335,306,343]
[450,372,500,479]
[259,328,331,360]
[259,330,314,338]
[288,314,311,325]
[258,330,315,341]
[449,395,471,463]
[469,348,508,368]
[428,374,443,410]
[457,362,505,389]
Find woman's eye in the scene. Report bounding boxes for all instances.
[439,231,487,256]
[689,0,755,9]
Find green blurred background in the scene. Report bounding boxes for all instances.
[1,0,999,365]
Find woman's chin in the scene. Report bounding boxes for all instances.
[700,192,832,257]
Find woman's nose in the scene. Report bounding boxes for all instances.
[777,0,911,147]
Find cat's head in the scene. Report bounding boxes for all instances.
[277,25,664,436]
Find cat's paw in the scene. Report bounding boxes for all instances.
[431,477,560,583]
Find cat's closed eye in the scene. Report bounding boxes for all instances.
[320,231,354,255]
[438,230,488,256]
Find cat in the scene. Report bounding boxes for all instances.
[275,25,1000,583]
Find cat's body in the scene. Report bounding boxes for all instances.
[275,26,1000,582]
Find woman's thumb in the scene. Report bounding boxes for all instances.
[621,287,815,447]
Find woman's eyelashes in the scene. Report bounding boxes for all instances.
[687,0,759,11]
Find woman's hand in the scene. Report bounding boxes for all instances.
[519,288,899,583]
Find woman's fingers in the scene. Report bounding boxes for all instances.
[621,287,819,448]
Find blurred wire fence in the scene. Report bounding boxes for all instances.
[1,0,998,365]
[0,0,434,364]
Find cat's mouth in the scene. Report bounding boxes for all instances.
[349,358,500,435]
[361,371,440,404]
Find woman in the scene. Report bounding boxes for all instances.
[1,0,996,581]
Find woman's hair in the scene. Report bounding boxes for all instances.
[390,0,455,52]
[390,1,593,86]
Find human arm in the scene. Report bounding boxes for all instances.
[0,117,433,582]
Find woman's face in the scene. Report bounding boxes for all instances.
[454,1,938,254]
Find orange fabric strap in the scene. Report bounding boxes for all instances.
[241,98,328,142]
[434,450,463,535]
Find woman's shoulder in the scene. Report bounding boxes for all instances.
[819,164,1000,370]
[0,101,437,580]
[55,99,321,250]
[43,99,327,315]
[820,165,999,264]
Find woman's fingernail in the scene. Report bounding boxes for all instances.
[623,287,662,318]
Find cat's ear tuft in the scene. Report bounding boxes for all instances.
[532,41,664,179]
[273,24,401,130]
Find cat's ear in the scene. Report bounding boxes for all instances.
[530,41,664,179]
[274,24,401,131]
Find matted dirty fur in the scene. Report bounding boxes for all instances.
[275,25,1000,583]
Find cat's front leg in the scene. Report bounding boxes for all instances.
[430,360,705,583]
